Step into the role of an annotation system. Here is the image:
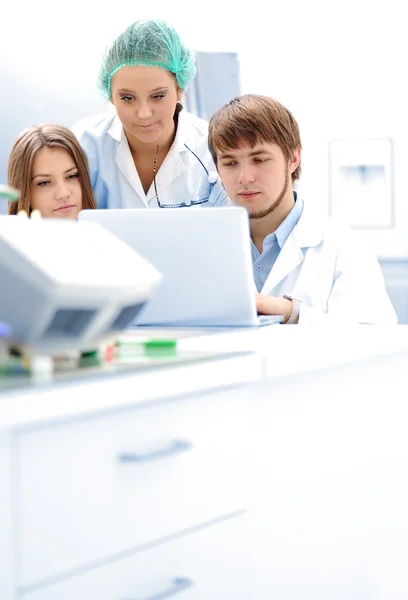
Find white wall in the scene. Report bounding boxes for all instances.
[1,0,407,257]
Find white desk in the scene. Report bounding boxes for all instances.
[1,327,408,599]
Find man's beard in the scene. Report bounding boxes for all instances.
[249,169,289,220]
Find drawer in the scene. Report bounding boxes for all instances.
[19,515,250,600]
[16,386,249,588]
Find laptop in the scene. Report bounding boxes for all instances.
[79,207,282,327]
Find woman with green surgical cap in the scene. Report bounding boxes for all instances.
[72,19,229,209]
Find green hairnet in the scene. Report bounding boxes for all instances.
[98,19,196,100]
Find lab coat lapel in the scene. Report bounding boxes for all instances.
[261,203,325,294]
[261,230,304,294]
[107,114,149,207]
[116,138,149,208]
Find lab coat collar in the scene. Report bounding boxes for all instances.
[292,198,326,248]
[261,199,326,294]
[112,117,147,204]
[107,113,122,142]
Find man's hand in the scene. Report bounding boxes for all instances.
[256,293,292,323]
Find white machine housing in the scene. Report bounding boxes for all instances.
[0,218,162,353]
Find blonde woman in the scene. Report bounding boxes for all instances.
[8,124,96,218]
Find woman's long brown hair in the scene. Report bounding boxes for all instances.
[8,124,97,214]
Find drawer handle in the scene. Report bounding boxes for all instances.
[118,439,192,464]
[121,576,194,599]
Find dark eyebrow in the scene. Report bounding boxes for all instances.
[117,86,169,94]
[32,167,77,180]
[218,149,271,160]
[218,152,237,160]
[248,149,271,157]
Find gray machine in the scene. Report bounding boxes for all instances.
[185,52,241,120]
[0,217,161,353]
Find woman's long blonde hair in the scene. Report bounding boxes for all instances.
[8,124,97,214]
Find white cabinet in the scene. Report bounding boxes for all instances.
[249,350,408,599]
[20,515,250,600]
[16,385,249,590]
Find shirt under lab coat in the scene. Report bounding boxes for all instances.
[252,194,304,292]
[71,109,229,209]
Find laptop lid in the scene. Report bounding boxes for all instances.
[79,207,267,327]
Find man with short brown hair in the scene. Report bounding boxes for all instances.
[208,94,396,324]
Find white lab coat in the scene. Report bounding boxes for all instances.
[71,109,228,209]
[261,201,397,324]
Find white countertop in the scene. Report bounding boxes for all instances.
[1,325,408,430]
[137,324,408,377]
[0,351,261,430]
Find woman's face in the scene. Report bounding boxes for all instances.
[30,147,82,218]
[110,65,181,147]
